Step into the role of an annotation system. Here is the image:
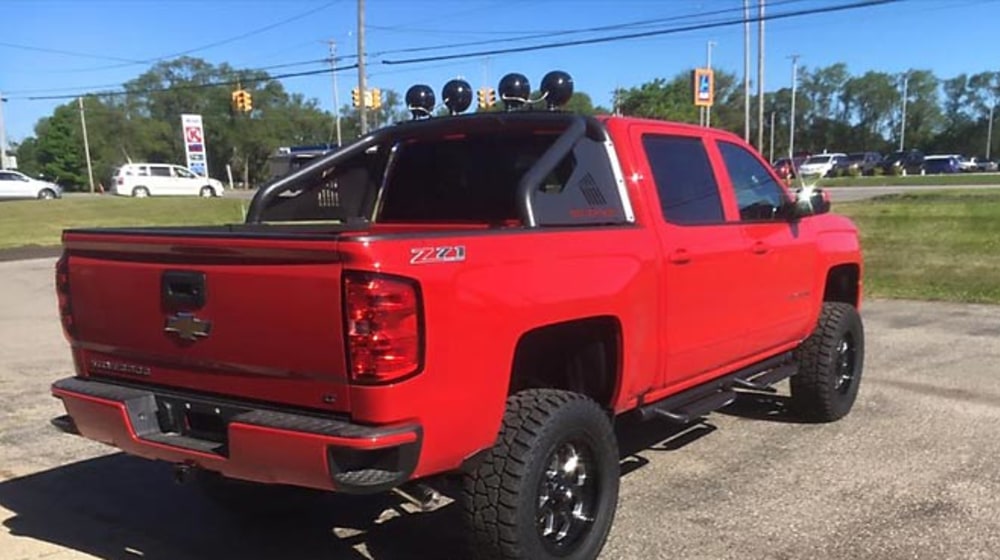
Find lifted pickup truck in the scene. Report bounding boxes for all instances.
[51,85,863,560]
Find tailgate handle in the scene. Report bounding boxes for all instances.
[162,270,206,309]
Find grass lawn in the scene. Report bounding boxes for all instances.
[1,191,997,305]
[813,173,1000,187]
[0,197,248,250]
[837,190,1000,304]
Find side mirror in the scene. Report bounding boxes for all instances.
[788,186,831,219]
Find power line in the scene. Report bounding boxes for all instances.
[382,0,898,66]
[22,64,358,101]
[5,58,334,96]
[371,0,809,58]
[35,1,341,74]
[0,41,138,64]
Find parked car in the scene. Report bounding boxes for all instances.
[0,169,62,200]
[923,155,961,174]
[798,153,847,177]
[111,163,225,197]
[976,158,998,172]
[841,152,883,176]
[956,156,979,172]
[881,150,925,175]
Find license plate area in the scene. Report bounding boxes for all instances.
[154,395,250,447]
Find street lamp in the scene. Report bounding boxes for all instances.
[788,54,800,159]
[899,72,909,151]
[987,103,995,161]
[0,93,7,170]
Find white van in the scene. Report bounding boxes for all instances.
[112,163,225,197]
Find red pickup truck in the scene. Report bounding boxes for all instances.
[51,86,863,560]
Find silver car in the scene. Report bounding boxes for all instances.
[0,170,62,200]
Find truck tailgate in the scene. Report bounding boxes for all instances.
[62,232,351,413]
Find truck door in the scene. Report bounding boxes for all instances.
[630,127,752,388]
[712,140,818,353]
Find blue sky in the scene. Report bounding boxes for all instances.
[1,0,997,141]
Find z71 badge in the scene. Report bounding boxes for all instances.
[410,246,466,265]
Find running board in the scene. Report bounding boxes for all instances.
[637,353,796,424]
[650,390,736,424]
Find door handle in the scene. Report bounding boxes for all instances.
[750,241,770,255]
[668,249,691,264]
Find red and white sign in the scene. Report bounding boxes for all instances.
[180,114,208,177]
[185,126,203,144]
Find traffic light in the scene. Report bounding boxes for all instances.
[372,88,382,110]
[486,88,496,108]
[231,89,253,113]
[477,87,487,109]
[351,87,361,108]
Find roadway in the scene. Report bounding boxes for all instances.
[0,257,998,559]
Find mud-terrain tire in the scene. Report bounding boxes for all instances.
[791,302,865,422]
[462,389,619,560]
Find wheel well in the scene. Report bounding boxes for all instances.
[508,317,620,408]
[824,263,860,307]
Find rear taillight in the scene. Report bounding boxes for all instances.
[116,177,123,186]
[55,252,75,338]
[343,272,422,384]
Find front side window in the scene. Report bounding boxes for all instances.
[174,167,195,178]
[642,135,723,225]
[717,142,787,222]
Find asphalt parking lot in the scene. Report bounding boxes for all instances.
[1,257,998,560]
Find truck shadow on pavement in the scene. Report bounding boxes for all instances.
[0,453,468,560]
[0,410,768,560]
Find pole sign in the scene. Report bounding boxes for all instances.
[180,114,208,177]
[693,68,715,107]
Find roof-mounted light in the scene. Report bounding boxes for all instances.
[540,70,574,111]
[405,84,435,120]
[442,79,473,115]
[498,73,531,111]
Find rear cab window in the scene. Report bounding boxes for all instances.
[641,135,724,225]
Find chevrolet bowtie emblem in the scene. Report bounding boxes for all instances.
[164,313,212,342]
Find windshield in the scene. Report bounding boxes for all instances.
[847,154,865,162]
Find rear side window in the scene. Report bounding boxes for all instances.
[150,166,170,177]
[642,135,723,225]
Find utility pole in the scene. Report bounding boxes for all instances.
[788,54,800,159]
[899,72,909,151]
[743,0,750,142]
[0,92,7,169]
[706,40,717,127]
[987,103,995,160]
[356,0,368,136]
[78,97,95,193]
[329,40,342,147]
[756,0,766,152]
[769,110,776,163]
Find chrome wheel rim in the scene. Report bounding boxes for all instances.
[834,333,857,393]
[537,440,597,553]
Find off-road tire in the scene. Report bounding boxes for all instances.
[462,389,619,560]
[791,302,865,422]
